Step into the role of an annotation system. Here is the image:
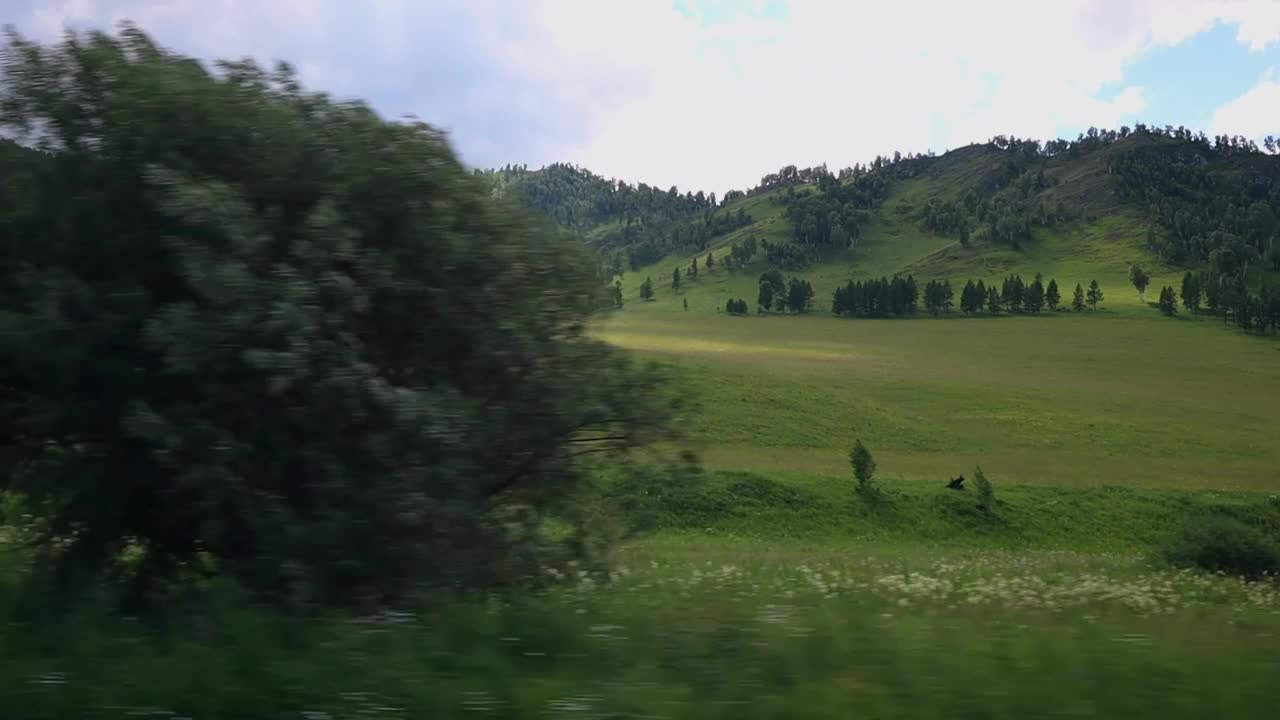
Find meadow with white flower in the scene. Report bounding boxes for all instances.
[6,510,1280,719]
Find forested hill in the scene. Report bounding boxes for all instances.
[482,127,1280,284]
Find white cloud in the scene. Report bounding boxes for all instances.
[1210,68,1280,139]
[5,0,1280,193]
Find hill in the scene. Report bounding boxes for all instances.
[493,127,1280,491]
[494,127,1280,298]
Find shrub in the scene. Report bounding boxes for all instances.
[1162,516,1280,580]
[850,439,879,501]
[974,466,995,512]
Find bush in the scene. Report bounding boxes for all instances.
[0,27,676,607]
[1162,516,1280,580]
[974,466,995,512]
[850,439,879,501]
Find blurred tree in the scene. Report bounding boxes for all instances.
[0,26,678,606]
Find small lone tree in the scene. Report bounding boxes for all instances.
[1129,264,1150,302]
[973,466,995,512]
[682,298,689,311]
[672,266,681,290]
[640,276,655,300]
[1087,279,1104,310]
[706,251,715,270]
[612,280,624,308]
[850,439,878,500]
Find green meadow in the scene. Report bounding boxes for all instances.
[604,225,1280,493]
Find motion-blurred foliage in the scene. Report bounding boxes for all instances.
[0,25,677,608]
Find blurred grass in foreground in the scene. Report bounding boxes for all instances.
[2,543,1278,719]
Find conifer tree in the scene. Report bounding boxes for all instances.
[1087,279,1104,309]
[1045,278,1061,310]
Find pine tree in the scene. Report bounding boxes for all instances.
[1180,271,1200,313]
[1045,278,1061,310]
[1024,279,1045,314]
[1158,285,1178,315]
[757,280,773,313]
[974,280,988,313]
[672,266,681,290]
[641,276,655,300]
[987,285,1002,315]
[706,251,715,270]
[612,280,624,308]
[940,280,954,313]
[1087,279,1104,310]
[690,256,698,279]
[1072,283,1086,312]
[683,298,689,311]
[961,280,977,313]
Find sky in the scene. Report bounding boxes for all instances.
[4,0,1280,195]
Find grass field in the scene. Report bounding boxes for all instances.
[603,190,1280,492]
[9,535,1280,719]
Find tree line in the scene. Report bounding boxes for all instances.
[831,276,920,317]
[832,273,1103,318]
[1157,271,1280,335]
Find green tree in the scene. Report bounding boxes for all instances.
[960,280,977,313]
[786,277,814,313]
[1087,279,1104,310]
[690,256,698,279]
[0,27,679,604]
[640,276,655,300]
[612,280,624,308]
[672,266,681,290]
[682,298,688,311]
[758,269,785,313]
[1129,264,1151,302]
[1024,279,1045,314]
[1045,278,1061,310]
[973,466,995,513]
[987,285,1002,315]
[850,439,878,500]
[706,251,715,270]
[1180,271,1200,313]
[1072,282,1086,312]
[1158,285,1178,316]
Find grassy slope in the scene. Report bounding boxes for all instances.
[600,146,1280,492]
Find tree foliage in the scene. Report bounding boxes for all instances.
[0,27,678,605]
[1129,264,1151,302]
[973,466,995,513]
[1087,280,1104,310]
[831,276,918,317]
[849,439,877,500]
[1158,285,1178,316]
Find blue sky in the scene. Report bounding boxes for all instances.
[4,0,1280,194]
